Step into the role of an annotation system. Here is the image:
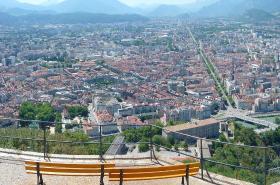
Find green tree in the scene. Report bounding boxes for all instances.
[55,123,63,133]
[174,144,179,152]
[123,122,164,144]
[156,145,160,152]
[234,127,259,146]
[167,120,175,126]
[152,135,163,145]
[67,106,89,119]
[275,117,280,125]
[19,102,57,127]
[167,136,175,146]
[36,103,56,122]
[181,141,188,152]
[138,138,149,153]
[19,102,36,127]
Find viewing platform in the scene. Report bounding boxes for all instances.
[0,148,254,185]
[0,120,278,184]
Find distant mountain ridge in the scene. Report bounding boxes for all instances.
[52,0,133,14]
[1,0,280,18]
[198,0,280,17]
[148,0,218,17]
[0,0,218,17]
[0,12,148,25]
[243,9,276,22]
[149,5,186,17]
[0,0,134,15]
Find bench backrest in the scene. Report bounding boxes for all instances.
[25,161,115,176]
[109,163,200,181]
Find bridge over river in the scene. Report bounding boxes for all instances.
[219,108,278,133]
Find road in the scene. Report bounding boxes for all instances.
[225,108,278,130]
[217,107,278,133]
[187,27,233,108]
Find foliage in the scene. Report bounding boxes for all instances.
[275,117,280,125]
[152,135,172,149]
[123,122,163,143]
[19,102,59,127]
[155,145,160,152]
[207,123,280,184]
[55,123,63,133]
[66,106,89,119]
[122,122,177,152]
[0,128,114,155]
[261,127,280,147]
[180,141,189,152]
[138,138,149,153]
[174,143,179,152]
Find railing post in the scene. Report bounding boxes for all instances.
[149,125,153,161]
[100,164,104,185]
[120,169,123,185]
[200,138,204,180]
[43,125,47,160]
[264,146,267,185]
[186,165,190,185]
[36,162,40,185]
[99,125,103,161]
[36,162,43,185]
[181,176,185,185]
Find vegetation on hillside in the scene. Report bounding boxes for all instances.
[207,122,280,184]
[0,128,114,155]
[122,122,188,153]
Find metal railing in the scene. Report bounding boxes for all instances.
[0,118,280,184]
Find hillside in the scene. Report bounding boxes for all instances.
[243,9,275,22]
[197,0,280,17]
[52,0,133,14]
[149,5,186,17]
[0,12,148,25]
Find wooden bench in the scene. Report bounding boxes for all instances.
[109,163,200,185]
[25,161,115,185]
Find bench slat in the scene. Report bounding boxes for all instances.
[109,168,199,179]
[188,163,200,168]
[26,171,108,176]
[25,161,115,169]
[109,163,199,174]
[109,164,186,173]
[109,172,199,181]
[25,166,114,174]
[109,163,200,182]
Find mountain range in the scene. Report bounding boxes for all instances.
[245,9,274,21]
[1,0,280,18]
[198,0,280,17]
[0,0,215,16]
[0,12,148,25]
[51,0,133,14]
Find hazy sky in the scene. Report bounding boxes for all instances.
[18,0,197,6]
